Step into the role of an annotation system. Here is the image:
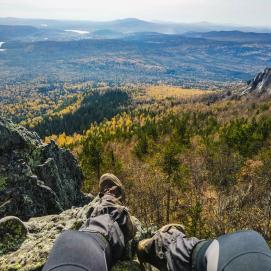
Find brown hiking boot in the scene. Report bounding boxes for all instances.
[99,173,125,202]
[137,237,168,271]
[137,224,185,270]
[99,174,137,242]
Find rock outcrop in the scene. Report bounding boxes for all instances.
[0,204,143,271]
[241,68,271,96]
[0,117,91,220]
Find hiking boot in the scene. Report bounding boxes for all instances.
[96,174,136,246]
[99,173,125,202]
[137,224,185,270]
[137,237,168,271]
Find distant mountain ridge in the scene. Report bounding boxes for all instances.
[2,23,271,43]
[1,18,271,86]
[0,17,270,35]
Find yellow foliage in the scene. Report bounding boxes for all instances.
[143,85,215,101]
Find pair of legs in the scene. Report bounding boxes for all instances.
[43,173,135,271]
[43,174,271,271]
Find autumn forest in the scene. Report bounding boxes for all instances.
[2,79,270,243]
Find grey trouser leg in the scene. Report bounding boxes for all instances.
[142,225,200,271]
[42,230,111,271]
[80,213,126,264]
[195,230,271,271]
[80,194,135,264]
[161,229,271,271]
[165,230,200,271]
[43,194,135,271]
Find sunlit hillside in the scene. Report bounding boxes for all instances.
[137,85,214,101]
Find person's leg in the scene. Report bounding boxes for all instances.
[137,226,271,271]
[42,230,111,271]
[43,173,136,271]
[83,173,136,244]
[191,230,271,271]
[80,213,127,264]
[80,173,137,264]
[205,230,271,271]
[137,224,200,271]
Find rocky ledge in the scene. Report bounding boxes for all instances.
[0,203,143,271]
[0,117,91,220]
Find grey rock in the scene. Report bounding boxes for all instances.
[0,117,91,220]
[0,117,42,154]
[241,67,271,96]
[0,206,142,271]
[0,216,28,255]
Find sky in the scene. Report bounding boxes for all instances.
[1,0,271,27]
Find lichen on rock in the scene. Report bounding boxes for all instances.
[0,205,143,271]
[0,216,28,255]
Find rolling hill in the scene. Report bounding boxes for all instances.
[0,32,271,86]
[0,17,271,35]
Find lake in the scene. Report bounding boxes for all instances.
[64,30,89,35]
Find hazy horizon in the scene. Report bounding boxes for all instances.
[1,0,271,28]
[1,16,271,29]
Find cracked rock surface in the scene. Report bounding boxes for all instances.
[0,117,91,220]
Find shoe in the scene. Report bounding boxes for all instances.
[137,224,185,270]
[99,173,125,201]
[99,174,136,243]
[137,237,168,271]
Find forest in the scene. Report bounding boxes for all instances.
[36,84,271,243]
[1,31,271,87]
[1,78,271,243]
[1,7,271,271]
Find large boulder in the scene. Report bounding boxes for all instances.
[0,216,28,255]
[0,117,90,220]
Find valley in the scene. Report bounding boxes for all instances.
[1,33,270,86]
[0,19,271,87]
[1,17,271,248]
[1,0,271,267]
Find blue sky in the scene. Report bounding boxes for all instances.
[1,0,271,27]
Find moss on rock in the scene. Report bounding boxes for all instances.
[0,216,28,255]
[0,176,7,191]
